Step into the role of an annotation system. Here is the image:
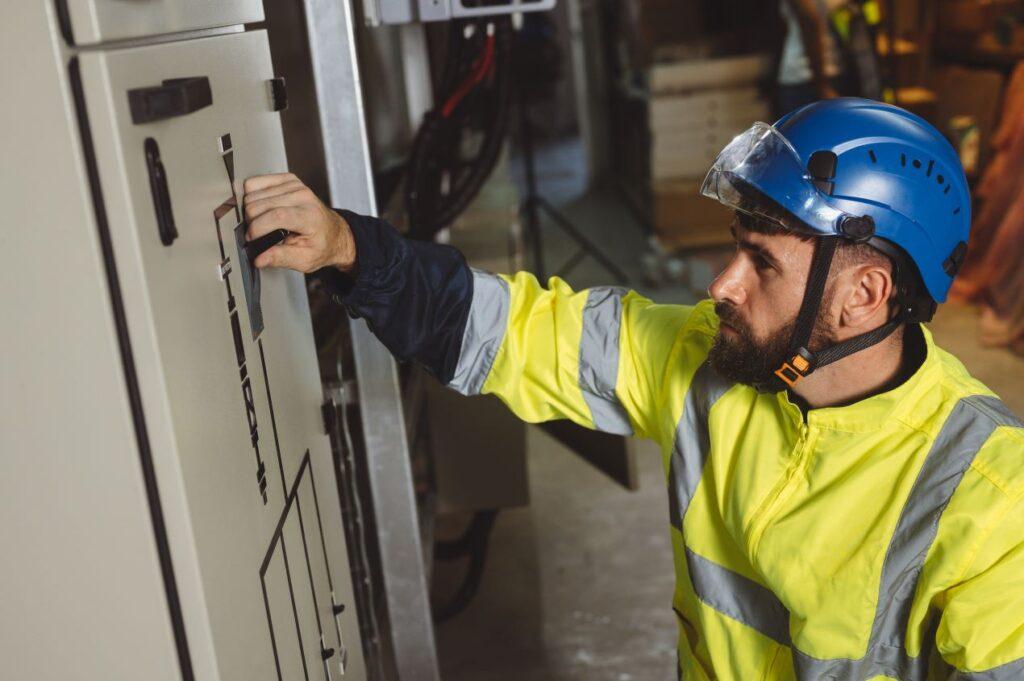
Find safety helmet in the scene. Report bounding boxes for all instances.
[701,98,971,389]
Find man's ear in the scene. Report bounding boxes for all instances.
[839,264,893,329]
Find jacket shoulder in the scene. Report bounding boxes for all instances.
[930,343,1024,499]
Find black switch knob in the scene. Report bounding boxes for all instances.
[129,77,212,124]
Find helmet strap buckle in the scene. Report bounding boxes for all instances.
[774,347,816,388]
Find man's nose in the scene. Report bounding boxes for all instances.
[708,256,747,306]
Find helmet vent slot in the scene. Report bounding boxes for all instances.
[926,160,934,177]
[912,159,922,169]
[943,184,950,195]
[868,149,878,164]
[901,153,907,167]
[953,206,961,215]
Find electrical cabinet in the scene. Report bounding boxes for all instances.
[57,0,264,45]
[5,6,367,680]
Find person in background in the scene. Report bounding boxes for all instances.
[776,0,848,115]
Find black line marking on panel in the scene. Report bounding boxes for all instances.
[260,573,285,681]
[295,479,327,661]
[256,343,333,672]
[261,453,320,681]
[213,198,234,260]
[214,197,268,504]
[258,339,288,495]
[280,536,311,681]
[68,57,195,681]
[230,310,246,367]
[307,449,345,647]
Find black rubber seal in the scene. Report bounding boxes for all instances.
[68,56,195,681]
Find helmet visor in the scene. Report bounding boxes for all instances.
[701,122,847,236]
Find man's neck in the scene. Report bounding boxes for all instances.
[791,326,922,410]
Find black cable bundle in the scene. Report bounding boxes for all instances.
[405,18,513,241]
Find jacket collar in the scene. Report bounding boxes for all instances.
[775,324,939,432]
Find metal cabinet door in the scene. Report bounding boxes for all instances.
[58,0,263,45]
[75,30,364,680]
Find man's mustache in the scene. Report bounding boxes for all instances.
[714,302,750,337]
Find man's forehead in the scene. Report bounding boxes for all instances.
[733,219,797,243]
[731,219,814,264]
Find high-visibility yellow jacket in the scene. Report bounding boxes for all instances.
[446,270,1024,681]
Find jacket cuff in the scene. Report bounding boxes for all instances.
[316,209,393,306]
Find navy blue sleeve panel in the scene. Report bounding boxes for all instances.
[315,210,473,384]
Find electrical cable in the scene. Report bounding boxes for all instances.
[431,510,499,622]
[406,18,513,241]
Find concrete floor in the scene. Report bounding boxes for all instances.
[435,431,676,681]
[432,140,1024,680]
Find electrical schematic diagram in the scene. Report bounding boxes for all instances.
[261,451,349,679]
[212,133,348,678]
[212,133,269,504]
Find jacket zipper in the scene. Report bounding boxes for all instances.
[748,423,813,558]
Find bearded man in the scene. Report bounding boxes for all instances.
[241,99,1024,680]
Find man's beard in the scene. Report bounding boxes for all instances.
[709,300,834,392]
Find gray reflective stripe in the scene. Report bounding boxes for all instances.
[669,390,1022,680]
[578,287,633,435]
[449,269,510,396]
[668,360,732,529]
[792,636,932,681]
[794,394,1021,680]
[685,548,791,645]
[953,656,1024,680]
[869,395,1022,649]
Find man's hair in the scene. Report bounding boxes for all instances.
[735,211,926,314]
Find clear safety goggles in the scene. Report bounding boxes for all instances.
[700,122,849,237]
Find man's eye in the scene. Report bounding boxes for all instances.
[754,255,773,271]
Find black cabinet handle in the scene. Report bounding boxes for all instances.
[144,138,177,246]
[129,76,212,124]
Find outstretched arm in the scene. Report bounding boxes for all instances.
[242,173,699,440]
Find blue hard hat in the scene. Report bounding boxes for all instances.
[702,98,971,303]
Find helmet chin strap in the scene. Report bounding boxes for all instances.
[772,236,905,391]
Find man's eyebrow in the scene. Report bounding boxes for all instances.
[731,225,782,267]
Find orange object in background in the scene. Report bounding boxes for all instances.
[949,62,1024,353]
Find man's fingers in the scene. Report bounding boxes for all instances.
[243,180,305,208]
[242,172,297,195]
[247,206,302,240]
[254,243,311,272]
[253,245,282,269]
[243,189,310,224]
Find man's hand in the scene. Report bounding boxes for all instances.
[242,173,356,273]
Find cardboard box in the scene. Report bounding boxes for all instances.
[652,179,734,251]
[650,128,735,179]
[648,86,769,180]
[649,53,772,95]
[648,86,766,129]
